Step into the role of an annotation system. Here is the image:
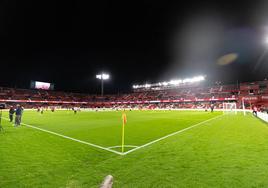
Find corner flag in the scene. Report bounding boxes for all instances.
[122,112,127,126]
[121,112,127,152]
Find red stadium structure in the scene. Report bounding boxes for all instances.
[0,80,268,111]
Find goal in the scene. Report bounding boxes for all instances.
[223,102,237,114]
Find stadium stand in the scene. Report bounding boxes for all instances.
[0,80,268,110]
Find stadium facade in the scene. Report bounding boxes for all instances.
[0,80,267,111]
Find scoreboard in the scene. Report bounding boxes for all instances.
[30,81,54,90]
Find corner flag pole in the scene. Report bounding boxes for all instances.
[121,120,125,153]
[121,112,127,153]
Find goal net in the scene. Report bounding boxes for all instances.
[223,102,237,114]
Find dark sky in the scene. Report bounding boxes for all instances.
[1,0,268,94]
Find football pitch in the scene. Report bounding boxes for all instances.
[1,110,268,187]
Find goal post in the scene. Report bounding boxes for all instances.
[222,102,237,114]
[242,97,246,116]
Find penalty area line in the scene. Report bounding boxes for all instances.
[122,114,225,155]
[2,117,123,156]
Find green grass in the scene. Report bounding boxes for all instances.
[0,110,268,187]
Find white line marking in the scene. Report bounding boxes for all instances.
[107,145,138,149]
[2,114,224,156]
[122,114,224,155]
[2,117,123,156]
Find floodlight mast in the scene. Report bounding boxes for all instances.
[96,73,110,96]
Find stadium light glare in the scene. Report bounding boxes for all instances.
[162,82,168,86]
[182,76,205,83]
[169,80,182,85]
[265,36,268,44]
[96,73,110,80]
[132,75,205,90]
[96,73,110,96]
[145,84,151,88]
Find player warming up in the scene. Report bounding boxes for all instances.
[210,104,214,112]
[253,106,258,116]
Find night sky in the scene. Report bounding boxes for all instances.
[1,0,268,94]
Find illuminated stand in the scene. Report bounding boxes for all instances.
[133,75,205,90]
[96,73,110,96]
[223,102,237,114]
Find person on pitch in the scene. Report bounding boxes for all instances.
[253,106,258,116]
[205,105,208,112]
[15,105,23,126]
[9,106,15,122]
[210,103,214,113]
[73,107,77,114]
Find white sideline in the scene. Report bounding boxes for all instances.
[122,114,224,155]
[2,117,124,156]
[2,114,224,156]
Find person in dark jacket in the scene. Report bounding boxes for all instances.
[9,106,15,122]
[210,103,214,112]
[15,105,23,126]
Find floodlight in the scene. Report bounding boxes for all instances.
[102,74,110,80]
[193,76,205,81]
[162,82,168,86]
[132,75,205,90]
[145,84,151,88]
[169,80,182,85]
[96,73,110,80]
[96,73,110,96]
